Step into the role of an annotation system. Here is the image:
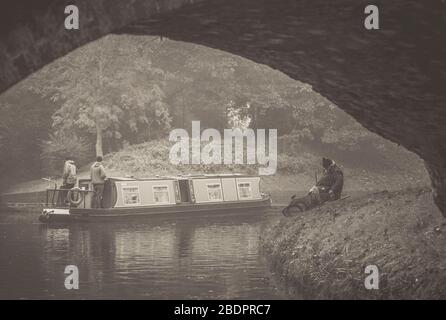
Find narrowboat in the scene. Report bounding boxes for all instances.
[38,174,272,223]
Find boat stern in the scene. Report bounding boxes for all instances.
[39,208,71,223]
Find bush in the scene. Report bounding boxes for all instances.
[277,153,319,174]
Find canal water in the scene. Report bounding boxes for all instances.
[0,209,285,299]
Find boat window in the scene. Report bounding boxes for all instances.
[153,185,170,204]
[122,186,141,205]
[207,183,223,201]
[238,182,252,199]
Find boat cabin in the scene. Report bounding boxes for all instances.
[52,174,263,209]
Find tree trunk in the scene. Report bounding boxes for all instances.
[96,52,104,158]
[96,123,103,158]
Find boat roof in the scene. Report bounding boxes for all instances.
[105,173,258,182]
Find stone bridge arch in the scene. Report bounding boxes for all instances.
[1,0,445,215]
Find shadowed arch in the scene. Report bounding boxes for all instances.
[1,0,445,215]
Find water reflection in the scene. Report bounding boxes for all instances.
[0,211,282,299]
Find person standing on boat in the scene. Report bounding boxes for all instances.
[60,157,77,205]
[63,158,77,189]
[90,156,107,208]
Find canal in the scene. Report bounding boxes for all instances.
[0,209,284,299]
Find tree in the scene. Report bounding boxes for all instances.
[28,35,172,157]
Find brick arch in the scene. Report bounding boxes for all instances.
[1,0,445,215]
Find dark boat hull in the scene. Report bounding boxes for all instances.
[39,197,272,223]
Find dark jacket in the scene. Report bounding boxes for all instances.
[90,162,107,185]
[316,162,344,199]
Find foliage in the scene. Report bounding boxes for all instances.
[27,35,172,156]
[24,35,387,156]
[276,153,318,175]
[0,35,426,184]
[0,92,54,182]
[40,133,93,176]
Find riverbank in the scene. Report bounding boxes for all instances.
[260,187,446,299]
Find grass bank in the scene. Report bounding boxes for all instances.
[261,187,446,299]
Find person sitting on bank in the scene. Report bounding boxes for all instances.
[283,157,344,215]
[282,158,344,217]
[60,157,77,205]
[90,156,107,208]
[314,157,344,202]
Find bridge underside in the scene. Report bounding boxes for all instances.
[1,0,445,215]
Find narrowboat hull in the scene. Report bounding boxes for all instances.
[39,196,272,223]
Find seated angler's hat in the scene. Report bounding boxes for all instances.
[322,157,332,169]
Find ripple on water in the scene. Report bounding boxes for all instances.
[0,210,283,299]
